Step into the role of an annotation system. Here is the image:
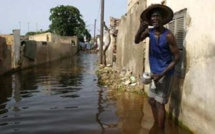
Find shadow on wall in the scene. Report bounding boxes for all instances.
[168,44,187,122]
[168,76,184,121]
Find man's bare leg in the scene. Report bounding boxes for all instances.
[148,97,158,122]
[157,102,166,129]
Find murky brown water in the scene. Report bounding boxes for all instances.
[0,53,193,134]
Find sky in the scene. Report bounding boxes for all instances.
[0,0,127,36]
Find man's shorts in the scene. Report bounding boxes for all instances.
[148,75,173,104]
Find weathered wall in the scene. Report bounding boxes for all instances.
[21,42,77,68]
[21,33,78,69]
[105,34,114,65]
[0,34,16,74]
[113,0,147,81]
[0,32,78,75]
[29,32,53,42]
[13,30,21,68]
[0,36,12,74]
[127,0,139,12]
[106,17,120,66]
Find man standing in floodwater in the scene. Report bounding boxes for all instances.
[134,4,180,129]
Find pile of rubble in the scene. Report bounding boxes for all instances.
[96,65,144,94]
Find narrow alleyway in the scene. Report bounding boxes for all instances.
[0,53,192,134]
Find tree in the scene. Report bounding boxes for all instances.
[49,5,91,40]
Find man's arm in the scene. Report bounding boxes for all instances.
[134,20,149,44]
[153,32,180,82]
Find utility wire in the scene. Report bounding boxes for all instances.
[96,0,101,21]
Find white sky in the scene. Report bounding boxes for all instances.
[0,0,127,35]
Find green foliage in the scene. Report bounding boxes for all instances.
[25,30,49,36]
[49,5,91,40]
[25,32,38,36]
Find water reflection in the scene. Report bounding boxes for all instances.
[96,88,118,134]
[0,55,84,103]
[96,88,106,133]
[0,53,193,134]
[0,54,85,133]
[112,90,144,134]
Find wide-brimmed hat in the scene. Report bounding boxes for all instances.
[140,4,174,26]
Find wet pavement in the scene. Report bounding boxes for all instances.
[0,53,193,134]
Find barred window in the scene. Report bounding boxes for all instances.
[167,9,187,78]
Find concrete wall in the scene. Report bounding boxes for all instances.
[0,32,78,75]
[106,17,120,66]
[118,0,215,133]
[21,33,78,69]
[29,32,53,42]
[106,33,116,65]
[112,0,147,81]
[0,34,17,74]
[13,30,21,68]
[0,36,12,74]
[127,0,139,12]
[21,41,77,68]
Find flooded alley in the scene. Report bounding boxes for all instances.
[0,53,192,134]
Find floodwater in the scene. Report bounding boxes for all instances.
[0,53,193,134]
